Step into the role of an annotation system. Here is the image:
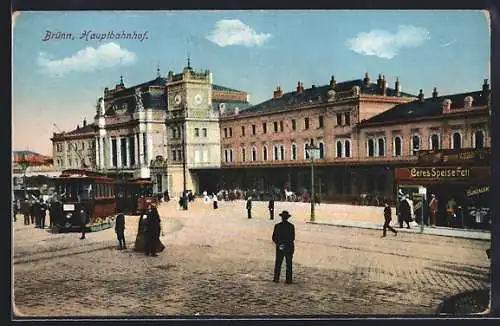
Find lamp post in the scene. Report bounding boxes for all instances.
[181,123,188,210]
[305,139,320,222]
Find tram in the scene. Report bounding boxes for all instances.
[52,169,116,232]
[116,178,158,214]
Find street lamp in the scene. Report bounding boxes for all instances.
[181,124,188,210]
[305,139,320,222]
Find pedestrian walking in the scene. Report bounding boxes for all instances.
[134,210,148,252]
[382,202,397,237]
[49,198,62,229]
[272,210,295,284]
[145,205,161,257]
[429,194,438,227]
[39,201,47,229]
[30,200,37,225]
[78,207,88,239]
[268,198,275,220]
[115,210,126,250]
[22,200,30,225]
[246,197,252,219]
[31,200,41,228]
[213,194,218,209]
[399,196,412,229]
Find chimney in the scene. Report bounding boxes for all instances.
[329,75,336,89]
[311,84,316,89]
[382,75,387,96]
[395,77,401,96]
[273,86,283,99]
[442,99,452,113]
[418,89,424,102]
[76,124,80,130]
[296,81,304,93]
[363,72,370,88]
[83,118,87,127]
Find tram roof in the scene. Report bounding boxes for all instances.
[58,169,113,180]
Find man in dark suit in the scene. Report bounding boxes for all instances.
[272,210,295,284]
[39,201,47,229]
[399,196,412,229]
[115,210,126,250]
[246,197,252,219]
[268,198,275,220]
[49,198,63,229]
[31,200,41,228]
[78,207,88,239]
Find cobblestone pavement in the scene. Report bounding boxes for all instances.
[13,199,491,317]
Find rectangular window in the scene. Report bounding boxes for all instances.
[202,128,207,137]
[230,149,233,162]
[274,121,278,132]
[280,121,284,132]
[241,126,245,136]
[224,128,228,138]
[242,148,246,162]
[177,150,182,161]
[319,116,324,128]
[112,138,117,167]
[172,150,177,161]
[344,113,351,126]
[195,128,200,137]
[292,120,296,130]
[82,142,85,150]
[229,128,233,137]
[252,125,256,135]
[224,150,228,163]
[336,113,342,126]
[263,123,267,134]
[304,118,309,130]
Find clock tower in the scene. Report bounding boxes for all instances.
[165,62,221,197]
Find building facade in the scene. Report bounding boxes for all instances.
[217,73,416,201]
[51,119,96,170]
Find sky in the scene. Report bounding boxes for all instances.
[12,10,490,156]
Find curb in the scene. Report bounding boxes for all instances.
[307,221,490,241]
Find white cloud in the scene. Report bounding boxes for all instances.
[206,19,272,47]
[37,42,137,76]
[346,25,430,59]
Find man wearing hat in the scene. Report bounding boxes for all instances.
[272,210,295,284]
[246,197,252,219]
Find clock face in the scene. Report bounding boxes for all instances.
[174,94,182,105]
[195,93,203,105]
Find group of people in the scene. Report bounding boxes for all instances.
[133,204,165,256]
[18,197,54,229]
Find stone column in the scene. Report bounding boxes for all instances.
[95,138,100,169]
[134,134,139,167]
[109,137,114,168]
[139,132,144,166]
[117,137,123,168]
[125,136,131,167]
[100,137,105,168]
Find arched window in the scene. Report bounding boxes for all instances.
[273,145,279,160]
[319,142,325,159]
[229,149,233,162]
[241,147,246,162]
[430,133,440,151]
[393,136,402,156]
[345,140,351,158]
[452,132,462,149]
[291,143,297,160]
[304,143,310,160]
[336,140,342,158]
[367,139,375,157]
[263,146,268,161]
[474,130,485,149]
[280,145,285,160]
[411,134,421,155]
[251,146,257,161]
[378,138,385,156]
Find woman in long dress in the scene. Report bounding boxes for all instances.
[134,210,149,252]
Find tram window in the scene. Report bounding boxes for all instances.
[80,183,92,200]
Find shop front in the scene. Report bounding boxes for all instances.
[395,154,491,230]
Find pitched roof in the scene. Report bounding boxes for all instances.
[240,79,416,115]
[212,99,252,114]
[212,84,246,93]
[359,90,488,126]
